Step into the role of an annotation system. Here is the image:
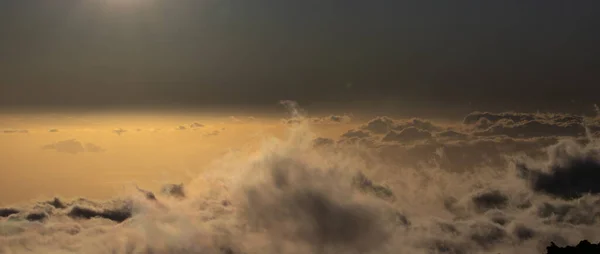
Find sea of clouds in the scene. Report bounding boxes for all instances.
[1,101,600,254]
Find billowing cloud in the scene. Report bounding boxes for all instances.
[42,139,105,154]
[518,139,600,199]
[3,106,600,253]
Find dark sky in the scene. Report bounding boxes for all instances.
[1,0,599,114]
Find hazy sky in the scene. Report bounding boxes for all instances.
[1,1,599,113]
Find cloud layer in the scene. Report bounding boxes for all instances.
[2,106,600,253]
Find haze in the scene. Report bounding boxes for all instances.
[1,1,600,254]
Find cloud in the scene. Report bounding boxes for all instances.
[436,130,469,140]
[341,129,370,139]
[361,116,396,134]
[464,112,588,138]
[311,114,352,124]
[42,139,106,154]
[204,130,221,136]
[0,208,20,217]
[313,137,335,147]
[112,128,127,135]
[5,106,600,253]
[517,139,600,199]
[190,122,204,128]
[360,117,442,134]
[48,128,59,133]
[2,129,28,134]
[381,127,432,143]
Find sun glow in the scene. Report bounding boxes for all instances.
[102,0,150,10]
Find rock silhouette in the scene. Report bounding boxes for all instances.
[546,240,600,254]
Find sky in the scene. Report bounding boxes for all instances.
[2,2,600,253]
[1,0,599,115]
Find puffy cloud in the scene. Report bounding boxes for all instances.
[4,106,600,253]
[341,129,370,139]
[464,112,588,138]
[518,139,600,199]
[360,116,396,134]
[42,139,105,154]
[381,127,432,143]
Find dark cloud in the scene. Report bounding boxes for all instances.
[470,190,509,213]
[42,139,105,154]
[240,155,394,253]
[68,204,132,223]
[0,208,20,217]
[48,128,59,133]
[25,211,48,222]
[518,139,600,199]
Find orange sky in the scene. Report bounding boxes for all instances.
[0,113,356,205]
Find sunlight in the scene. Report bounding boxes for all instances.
[102,0,150,10]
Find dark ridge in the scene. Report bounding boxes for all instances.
[547,240,600,254]
[0,208,20,217]
[67,205,132,223]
